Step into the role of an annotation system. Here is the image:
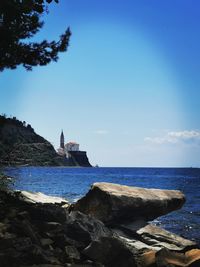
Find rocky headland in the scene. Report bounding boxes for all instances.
[0,115,91,167]
[0,182,199,267]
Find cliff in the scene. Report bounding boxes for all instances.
[0,115,91,167]
[67,151,92,167]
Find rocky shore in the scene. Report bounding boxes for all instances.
[0,182,199,267]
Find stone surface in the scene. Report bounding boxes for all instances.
[155,248,200,267]
[112,231,200,266]
[112,223,197,254]
[112,228,160,253]
[112,224,199,266]
[136,224,197,251]
[0,190,114,266]
[40,222,63,232]
[0,184,198,267]
[65,245,80,260]
[27,203,67,223]
[83,236,138,267]
[18,191,69,205]
[22,265,64,267]
[73,182,185,224]
[64,211,112,248]
[139,250,156,267]
[40,238,54,247]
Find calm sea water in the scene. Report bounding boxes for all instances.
[4,167,200,245]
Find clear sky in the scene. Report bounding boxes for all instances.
[1,0,200,167]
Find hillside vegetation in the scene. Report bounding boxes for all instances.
[0,115,65,166]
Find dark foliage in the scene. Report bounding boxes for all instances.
[0,0,71,71]
[0,114,63,166]
[0,114,35,132]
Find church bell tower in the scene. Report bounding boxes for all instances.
[60,130,65,149]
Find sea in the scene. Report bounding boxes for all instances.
[4,167,200,245]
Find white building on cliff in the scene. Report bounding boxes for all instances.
[56,130,91,167]
[57,131,80,158]
[65,142,79,152]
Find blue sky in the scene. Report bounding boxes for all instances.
[0,0,200,167]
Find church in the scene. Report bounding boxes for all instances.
[57,130,92,167]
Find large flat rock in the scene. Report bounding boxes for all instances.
[73,182,185,224]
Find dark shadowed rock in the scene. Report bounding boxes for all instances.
[64,211,112,248]
[73,182,185,224]
[22,265,64,267]
[27,204,67,223]
[11,218,41,245]
[21,265,64,267]
[65,245,80,261]
[83,236,138,267]
[40,222,63,232]
[0,185,198,267]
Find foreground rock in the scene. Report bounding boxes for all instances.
[0,189,139,267]
[0,182,199,267]
[0,190,108,266]
[73,182,185,224]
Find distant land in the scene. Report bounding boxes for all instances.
[0,115,91,167]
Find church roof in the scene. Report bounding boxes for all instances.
[66,141,79,145]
